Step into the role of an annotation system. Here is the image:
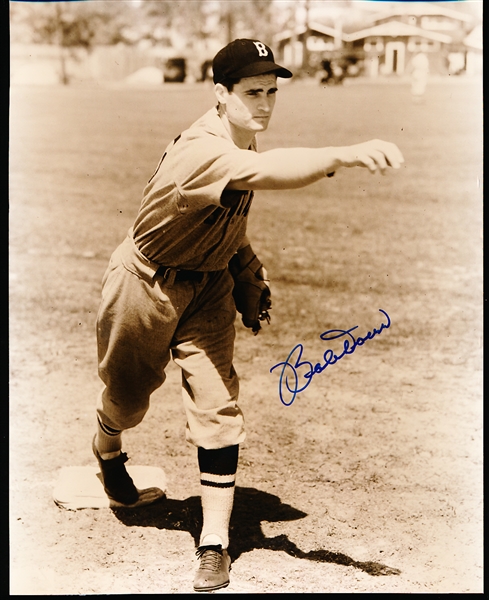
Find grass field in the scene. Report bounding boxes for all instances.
[9,78,483,593]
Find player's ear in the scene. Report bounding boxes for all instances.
[214,83,228,105]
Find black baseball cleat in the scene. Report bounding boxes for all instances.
[92,436,139,505]
[193,545,231,592]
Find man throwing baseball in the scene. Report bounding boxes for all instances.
[92,38,404,592]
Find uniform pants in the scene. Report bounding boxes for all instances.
[96,233,246,449]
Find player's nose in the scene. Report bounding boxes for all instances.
[257,97,273,112]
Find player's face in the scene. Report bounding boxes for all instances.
[224,73,278,133]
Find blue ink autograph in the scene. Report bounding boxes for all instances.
[270,309,391,406]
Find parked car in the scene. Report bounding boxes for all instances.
[164,57,186,83]
[319,55,362,85]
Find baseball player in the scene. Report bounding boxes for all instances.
[92,38,404,592]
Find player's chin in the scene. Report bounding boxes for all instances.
[251,119,270,131]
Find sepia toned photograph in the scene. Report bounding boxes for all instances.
[9,0,482,594]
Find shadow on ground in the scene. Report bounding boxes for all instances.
[112,486,401,577]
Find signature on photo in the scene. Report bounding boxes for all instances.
[270,309,391,406]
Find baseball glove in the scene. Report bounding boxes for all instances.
[228,245,271,335]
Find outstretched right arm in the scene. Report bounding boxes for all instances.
[227,140,405,191]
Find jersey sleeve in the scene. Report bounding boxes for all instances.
[170,136,261,208]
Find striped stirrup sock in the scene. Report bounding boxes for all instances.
[198,445,239,549]
[95,417,122,457]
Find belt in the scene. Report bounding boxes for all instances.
[157,266,205,283]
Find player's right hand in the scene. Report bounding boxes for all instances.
[341,140,405,174]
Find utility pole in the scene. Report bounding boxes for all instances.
[54,3,69,85]
[302,0,311,74]
[222,1,233,44]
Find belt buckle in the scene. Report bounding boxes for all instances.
[160,267,177,285]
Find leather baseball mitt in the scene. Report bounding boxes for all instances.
[228,245,271,335]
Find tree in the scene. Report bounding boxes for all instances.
[10,1,130,83]
[135,0,208,45]
[137,0,276,48]
[9,0,282,84]
[215,0,276,45]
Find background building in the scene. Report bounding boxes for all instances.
[273,2,482,82]
[10,1,482,86]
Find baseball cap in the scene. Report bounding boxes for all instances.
[212,38,293,84]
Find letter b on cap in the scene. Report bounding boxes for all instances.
[253,41,268,57]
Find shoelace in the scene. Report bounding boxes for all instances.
[196,546,223,572]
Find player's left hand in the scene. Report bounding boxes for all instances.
[229,246,272,335]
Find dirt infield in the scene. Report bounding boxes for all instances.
[9,78,482,594]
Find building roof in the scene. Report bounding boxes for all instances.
[343,20,453,44]
[366,2,474,24]
[463,24,482,51]
[273,21,342,43]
